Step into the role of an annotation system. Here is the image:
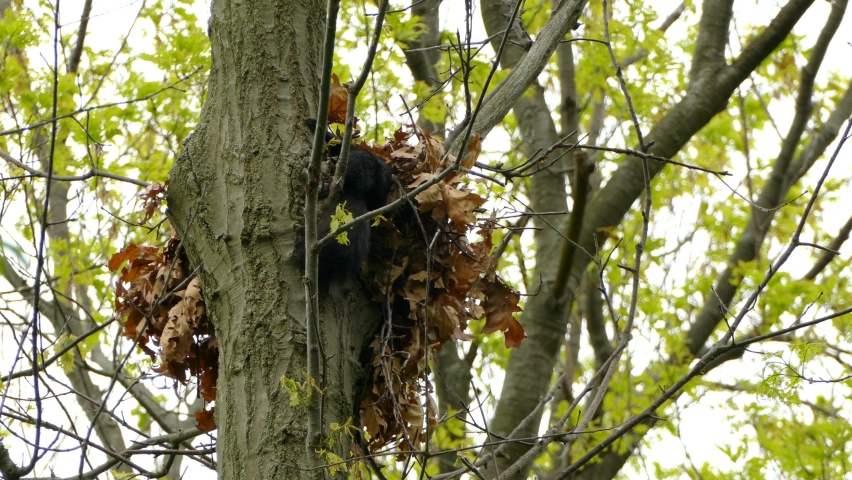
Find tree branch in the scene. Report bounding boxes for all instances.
[688,0,734,88]
[722,0,815,90]
[67,0,93,74]
[803,213,852,280]
[445,0,588,151]
[686,75,852,354]
[0,149,150,187]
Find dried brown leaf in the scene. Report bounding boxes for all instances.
[443,185,486,229]
[482,281,525,348]
[328,73,348,123]
[460,133,482,169]
[195,407,216,432]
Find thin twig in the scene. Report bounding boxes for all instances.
[553,142,730,176]
[1,318,115,383]
[0,149,151,187]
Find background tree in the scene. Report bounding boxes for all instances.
[1,0,851,479]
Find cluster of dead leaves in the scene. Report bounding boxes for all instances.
[353,125,526,454]
[137,181,168,224]
[108,236,217,432]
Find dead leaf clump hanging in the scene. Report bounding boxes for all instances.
[356,126,525,453]
[109,235,218,428]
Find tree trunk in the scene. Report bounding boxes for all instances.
[168,1,379,478]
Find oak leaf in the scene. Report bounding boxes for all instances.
[195,407,216,432]
[327,73,348,123]
[482,281,525,348]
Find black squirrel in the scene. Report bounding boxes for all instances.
[305,119,393,284]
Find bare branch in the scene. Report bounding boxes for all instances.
[67,0,93,74]
[0,149,151,187]
[803,212,852,280]
[1,318,115,383]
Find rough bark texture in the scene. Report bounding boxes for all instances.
[168,1,379,478]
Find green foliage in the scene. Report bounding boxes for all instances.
[281,371,321,408]
[384,7,425,44]
[0,0,210,473]
[52,332,85,373]
[110,470,137,480]
[317,417,357,475]
[330,201,355,245]
[0,0,210,298]
[756,343,824,403]
[430,406,468,454]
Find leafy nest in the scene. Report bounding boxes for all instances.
[108,117,527,450]
[355,126,526,453]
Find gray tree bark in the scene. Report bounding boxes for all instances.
[402,0,442,136]
[168,1,379,478]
